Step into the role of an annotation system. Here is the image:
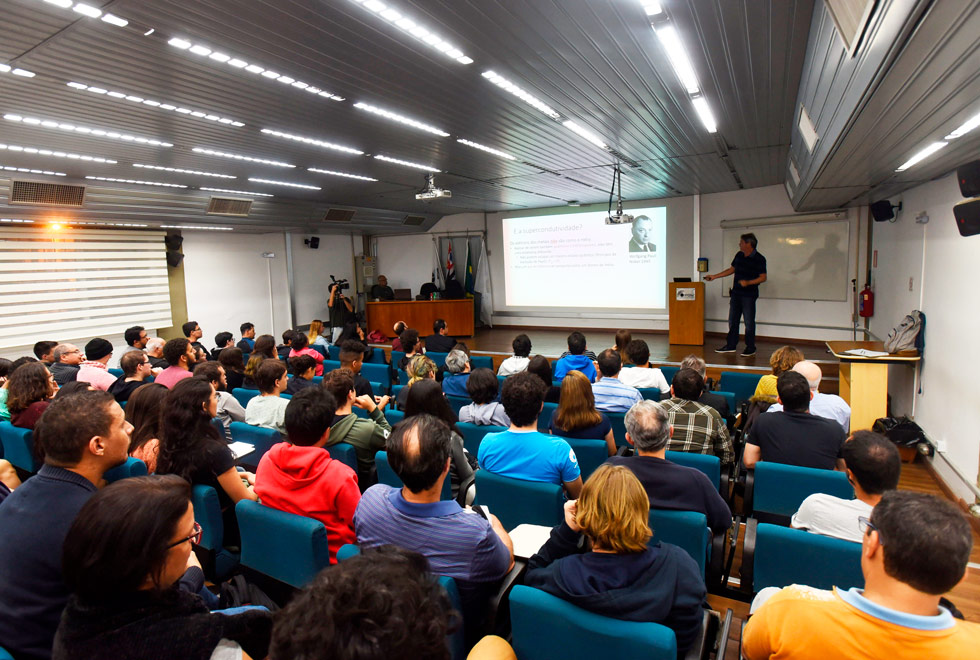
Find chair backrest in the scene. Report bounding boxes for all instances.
[191,485,225,551]
[375,451,451,500]
[0,421,35,473]
[606,412,628,447]
[368,381,383,395]
[718,372,763,408]
[236,499,330,588]
[538,401,559,431]
[648,509,710,577]
[426,351,449,369]
[366,349,387,364]
[446,395,470,416]
[560,437,607,481]
[231,387,259,409]
[391,350,406,373]
[323,359,342,373]
[470,355,493,370]
[311,375,323,385]
[228,421,282,467]
[384,408,405,425]
[715,391,736,413]
[456,422,507,455]
[753,523,863,592]
[638,388,661,401]
[104,457,148,483]
[327,442,359,473]
[664,450,721,491]
[391,384,404,403]
[328,345,341,360]
[108,367,124,377]
[752,462,854,518]
[510,585,677,660]
[474,470,564,530]
[660,366,679,384]
[0,644,14,660]
[397,369,410,386]
[360,362,391,388]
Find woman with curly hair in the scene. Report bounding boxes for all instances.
[752,345,804,402]
[8,362,57,430]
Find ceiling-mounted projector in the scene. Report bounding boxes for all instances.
[604,163,632,224]
[415,174,452,200]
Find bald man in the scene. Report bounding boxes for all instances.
[767,360,850,432]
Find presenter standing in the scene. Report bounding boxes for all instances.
[705,233,767,357]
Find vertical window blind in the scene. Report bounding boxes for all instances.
[0,228,172,349]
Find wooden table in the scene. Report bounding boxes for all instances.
[366,299,474,338]
[825,341,920,431]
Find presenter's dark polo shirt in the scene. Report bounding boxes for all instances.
[731,250,767,297]
[747,410,846,470]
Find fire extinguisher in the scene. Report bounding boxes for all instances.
[859,284,874,317]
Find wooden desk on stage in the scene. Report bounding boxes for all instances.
[826,341,920,431]
[367,299,474,338]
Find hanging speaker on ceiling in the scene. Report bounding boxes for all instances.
[870,200,901,222]
[956,160,980,198]
[953,198,980,237]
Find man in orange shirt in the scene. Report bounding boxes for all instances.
[743,490,980,658]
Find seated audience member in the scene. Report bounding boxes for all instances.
[8,362,57,429]
[49,343,83,386]
[371,274,395,300]
[182,320,207,357]
[768,360,850,431]
[53,381,94,399]
[442,349,471,397]
[125,383,167,473]
[243,356,264,390]
[145,337,168,370]
[339,340,375,397]
[792,431,899,542]
[425,318,456,353]
[591,349,643,412]
[155,338,197,389]
[277,329,296,359]
[479,372,583,498]
[743,371,846,471]
[0,356,10,383]
[525,464,706,654]
[0,390,131,659]
[108,350,152,403]
[0,457,21,503]
[288,331,325,376]
[336,322,375,362]
[218,347,247,392]
[76,338,116,391]
[607,401,731,533]
[558,337,598,361]
[497,333,532,377]
[527,354,562,403]
[451,341,471,357]
[549,371,615,455]
[355,416,513,643]
[679,355,732,423]
[34,340,58,365]
[612,329,632,365]
[553,331,597,382]
[618,340,670,393]
[244,359,290,435]
[255,388,359,563]
[323,369,392,485]
[194,362,246,438]
[753,345,804,402]
[308,319,330,348]
[54,476,272,660]
[251,333,277,360]
[397,328,421,372]
[210,331,234,361]
[403,379,476,496]
[397,354,437,409]
[743,491,980,659]
[236,321,256,352]
[286,355,318,395]
[661,368,734,465]
[391,320,407,351]
[120,326,147,359]
[459,368,510,427]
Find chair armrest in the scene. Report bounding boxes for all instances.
[738,619,747,660]
[742,467,755,515]
[715,608,734,660]
[719,463,732,500]
[485,559,527,637]
[684,609,719,660]
[615,444,631,457]
[722,517,741,589]
[707,526,728,591]
[740,518,758,595]
[457,472,476,507]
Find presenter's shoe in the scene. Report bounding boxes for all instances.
[715,346,737,354]
[740,348,757,357]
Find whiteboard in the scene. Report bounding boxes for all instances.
[722,220,849,301]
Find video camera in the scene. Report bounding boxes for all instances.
[330,275,350,293]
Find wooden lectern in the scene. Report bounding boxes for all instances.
[668,282,704,345]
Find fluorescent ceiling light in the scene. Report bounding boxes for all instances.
[72,221,149,227]
[307,167,378,181]
[0,165,66,176]
[945,110,980,140]
[353,102,449,137]
[260,128,363,155]
[133,163,236,179]
[43,0,74,7]
[200,187,274,197]
[482,71,561,120]
[72,3,102,18]
[248,177,321,190]
[3,113,173,146]
[894,141,948,172]
[692,97,717,133]
[86,176,188,188]
[192,147,294,168]
[0,142,116,163]
[373,154,440,172]
[642,2,664,16]
[562,120,608,149]
[189,45,212,56]
[160,225,234,231]
[348,0,473,64]
[168,37,192,49]
[457,138,516,160]
[11,69,36,78]
[67,81,245,126]
[654,25,701,94]
[0,65,8,73]
[100,13,128,27]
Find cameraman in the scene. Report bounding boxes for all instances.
[328,281,355,343]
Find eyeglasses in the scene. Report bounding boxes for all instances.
[857,516,881,543]
[167,521,202,548]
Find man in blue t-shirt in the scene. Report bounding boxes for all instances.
[553,331,597,382]
[478,372,582,498]
[705,232,767,357]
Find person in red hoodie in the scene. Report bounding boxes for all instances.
[254,387,359,563]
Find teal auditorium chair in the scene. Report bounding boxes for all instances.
[0,645,13,660]
[638,387,661,401]
[741,520,863,594]
[718,371,763,408]
[311,344,328,358]
[104,457,147,483]
[328,345,340,360]
[235,499,330,589]
[326,442,358,473]
[474,470,563,530]
[537,401,558,432]
[426,351,449,369]
[457,422,506,455]
[323,359,342,373]
[560,437,607,480]
[108,367,123,377]
[606,411,628,448]
[231,387,259,408]
[716,391,736,413]
[648,509,711,579]
[665,450,727,496]
[396,369,410,386]
[447,395,470,416]
[744,462,853,524]
[228,422,281,468]
[191,485,239,581]
[0,422,36,473]
[470,355,493,370]
[366,349,387,364]
[375,450,452,501]
[660,365,679,384]
[391,384,404,404]
[360,362,391,390]
[385,408,405,425]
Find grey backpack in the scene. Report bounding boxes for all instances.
[884,310,925,353]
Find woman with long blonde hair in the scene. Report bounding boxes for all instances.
[395,354,437,409]
[308,319,329,347]
[548,370,615,455]
[525,464,706,655]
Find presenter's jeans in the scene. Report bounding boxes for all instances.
[726,294,756,351]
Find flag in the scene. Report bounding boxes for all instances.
[431,240,446,290]
[464,241,475,297]
[474,239,493,327]
[446,241,456,280]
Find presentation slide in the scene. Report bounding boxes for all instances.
[502,207,667,309]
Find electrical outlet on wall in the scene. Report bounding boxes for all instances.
[908,277,914,291]
[937,438,948,453]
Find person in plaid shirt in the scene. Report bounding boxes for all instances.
[659,368,734,465]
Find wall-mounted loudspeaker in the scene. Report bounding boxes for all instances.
[953,198,980,237]
[870,200,901,222]
[957,160,980,198]
[164,233,184,268]
[304,237,320,249]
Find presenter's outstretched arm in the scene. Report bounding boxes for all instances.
[704,266,735,282]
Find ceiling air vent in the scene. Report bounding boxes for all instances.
[323,208,355,223]
[206,196,252,217]
[403,215,426,226]
[10,180,86,207]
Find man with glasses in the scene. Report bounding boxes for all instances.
[744,490,980,658]
[49,343,84,386]
[108,351,154,403]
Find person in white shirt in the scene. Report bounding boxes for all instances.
[193,361,246,440]
[791,430,900,543]
[497,333,532,377]
[767,360,850,432]
[617,339,669,393]
[244,359,290,436]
